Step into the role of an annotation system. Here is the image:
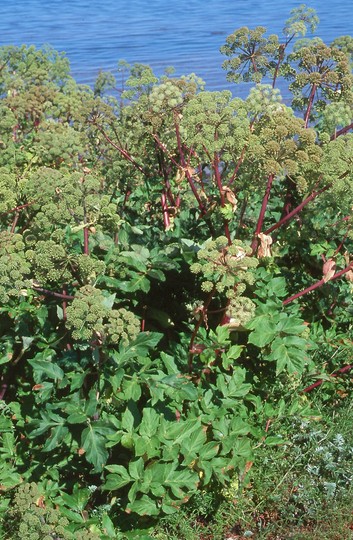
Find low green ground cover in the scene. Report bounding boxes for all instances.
[1,5,353,538]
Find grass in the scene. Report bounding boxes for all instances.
[151,388,353,540]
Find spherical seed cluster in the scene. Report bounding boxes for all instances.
[65,285,106,341]
[0,168,17,213]
[21,169,108,235]
[319,135,353,215]
[104,307,140,345]
[220,26,279,83]
[96,195,122,231]
[30,122,84,167]
[181,91,248,159]
[320,102,352,133]
[25,240,72,286]
[191,236,258,295]
[0,232,31,302]
[76,254,106,285]
[225,295,257,329]
[149,81,183,113]
[246,84,283,115]
[4,482,71,540]
[65,285,140,344]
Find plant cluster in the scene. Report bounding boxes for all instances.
[1,5,353,538]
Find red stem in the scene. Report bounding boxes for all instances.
[331,122,353,140]
[213,151,231,244]
[161,192,170,230]
[228,145,247,186]
[33,286,75,300]
[174,115,207,215]
[283,262,353,306]
[263,183,330,235]
[251,174,274,252]
[83,225,89,255]
[96,126,147,175]
[304,83,317,128]
[302,363,353,393]
[1,201,34,217]
[10,212,19,233]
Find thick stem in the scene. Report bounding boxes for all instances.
[161,192,170,230]
[331,122,353,140]
[173,116,207,215]
[1,201,34,217]
[272,35,294,89]
[83,226,89,255]
[302,363,353,393]
[228,145,247,186]
[304,83,317,128]
[95,126,147,176]
[33,286,75,300]
[283,262,353,306]
[251,174,274,252]
[263,183,330,235]
[155,139,176,207]
[10,211,19,233]
[213,151,231,244]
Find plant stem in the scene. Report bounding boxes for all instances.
[304,83,317,127]
[174,114,207,215]
[251,174,274,252]
[213,150,231,244]
[283,262,353,305]
[188,288,216,373]
[33,286,75,300]
[263,183,330,235]
[302,363,353,393]
[95,125,147,176]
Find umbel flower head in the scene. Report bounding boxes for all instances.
[65,285,140,345]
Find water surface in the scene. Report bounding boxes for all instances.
[1,1,353,91]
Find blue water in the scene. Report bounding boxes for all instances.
[1,1,353,91]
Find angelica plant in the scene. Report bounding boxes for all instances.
[1,6,353,535]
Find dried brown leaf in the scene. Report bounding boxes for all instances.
[323,258,336,282]
[257,233,273,258]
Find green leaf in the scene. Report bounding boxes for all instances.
[115,332,163,363]
[119,274,150,293]
[222,344,243,369]
[265,435,288,446]
[139,408,160,438]
[247,317,278,347]
[121,376,142,401]
[43,424,69,452]
[60,486,91,513]
[67,412,87,424]
[161,418,201,446]
[28,358,64,381]
[22,336,34,351]
[129,458,144,480]
[134,435,160,459]
[126,495,159,516]
[81,424,109,472]
[104,465,131,491]
[0,433,15,456]
[122,407,135,433]
[102,514,116,537]
[267,340,306,375]
[276,316,306,334]
[102,293,116,309]
[180,427,207,465]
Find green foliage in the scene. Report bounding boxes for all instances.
[1,5,353,538]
